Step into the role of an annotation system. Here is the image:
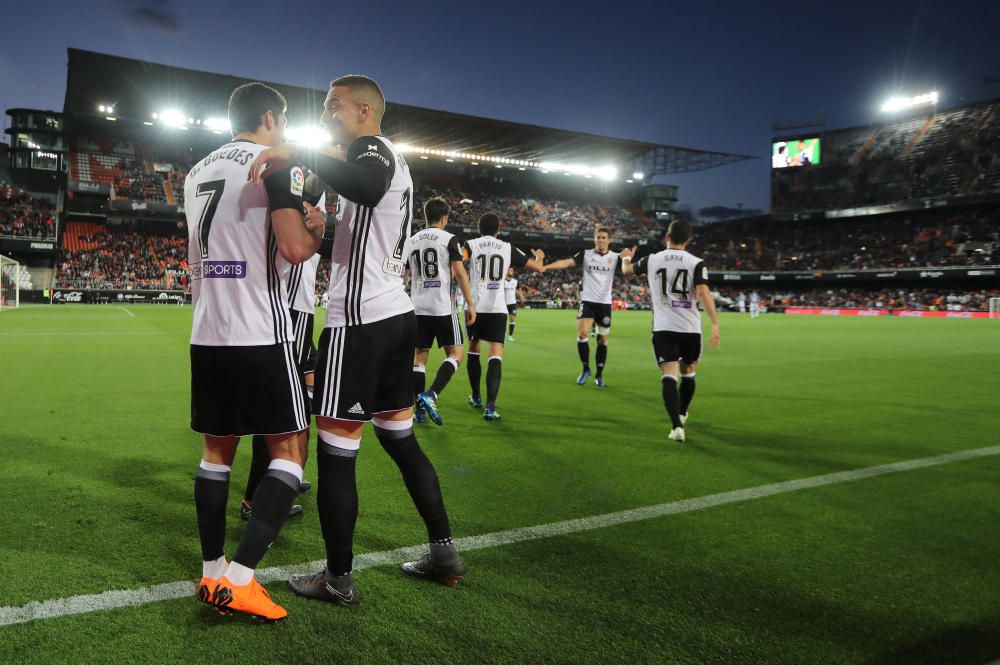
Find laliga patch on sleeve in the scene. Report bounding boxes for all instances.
[290,167,305,197]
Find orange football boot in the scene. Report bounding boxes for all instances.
[211,576,288,621]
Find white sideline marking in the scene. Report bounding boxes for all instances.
[119,307,135,318]
[2,445,998,627]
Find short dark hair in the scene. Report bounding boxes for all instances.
[424,197,450,225]
[228,83,286,135]
[667,219,693,245]
[330,75,386,119]
[595,226,611,237]
[479,212,501,236]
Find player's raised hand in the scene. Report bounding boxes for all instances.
[248,144,297,185]
[620,245,637,259]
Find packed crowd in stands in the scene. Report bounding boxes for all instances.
[0,182,57,239]
[773,99,1000,214]
[717,287,998,312]
[56,224,186,290]
[112,164,170,203]
[693,207,998,271]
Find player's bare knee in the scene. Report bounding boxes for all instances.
[597,334,609,345]
[446,346,464,365]
[202,435,238,466]
[264,430,307,465]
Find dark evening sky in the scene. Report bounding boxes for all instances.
[2,0,998,217]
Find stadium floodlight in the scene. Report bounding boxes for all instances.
[595,166,618,181]
[158,109,187,128]
[633,172,644,180]
[285,125,330,148]
[151,112,159,120]
[881,91,939,113]
[98,105,106,113]
[204,117,230,132]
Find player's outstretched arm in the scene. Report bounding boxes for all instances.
[451,260,477,326]
[695,284,721,349]
[542,257,575,271]
[250,141,390,209]
[525,249,546,273]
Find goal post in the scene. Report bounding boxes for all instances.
[990,297,1000,320]
[0,255,20,310]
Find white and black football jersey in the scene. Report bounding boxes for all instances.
[465,235,529,314]
[288,253,319,315]
[572,249,620,304]
[324,136,414,327]
[633,248,709,334]
[503,277,518,306]
[186,139,304,346]
[407,226,463,317]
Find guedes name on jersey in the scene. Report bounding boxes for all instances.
[188,146,255,179]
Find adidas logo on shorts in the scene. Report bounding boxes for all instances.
[347,403,365,415]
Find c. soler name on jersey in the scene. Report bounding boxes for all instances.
[187,144,256,179]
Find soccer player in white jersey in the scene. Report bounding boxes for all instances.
[503,267,525,341]
[738,292,747,313]
[186,83,324,621]
[465,213,545,420]
[409,196,477,426]
[543,227,635,388]
[623,220,720,443]
[249,75,465,605]
[750,291,761,319]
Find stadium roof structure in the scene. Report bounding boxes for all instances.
[63,49,750,179]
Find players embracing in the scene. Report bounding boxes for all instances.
[544,226,635,387]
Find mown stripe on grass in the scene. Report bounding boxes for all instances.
[2,444,998,627]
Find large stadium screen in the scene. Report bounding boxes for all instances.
[771,138,821,168]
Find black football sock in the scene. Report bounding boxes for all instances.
[595,342,608,378]
[243,435,270,503]
[680,373,696,415]
[467,352,482,399]
[232,461,301,569]
[412,365,426,400]
[508,321,516,337]
[661,375,683,429]
[376,425,452,543]
[195,460,230,562]
[429,357,459,396]
[577,337,590,371]
[316,432,359,576]
[485,356,503,408]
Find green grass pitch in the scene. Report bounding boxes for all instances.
[1,305,999,664]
